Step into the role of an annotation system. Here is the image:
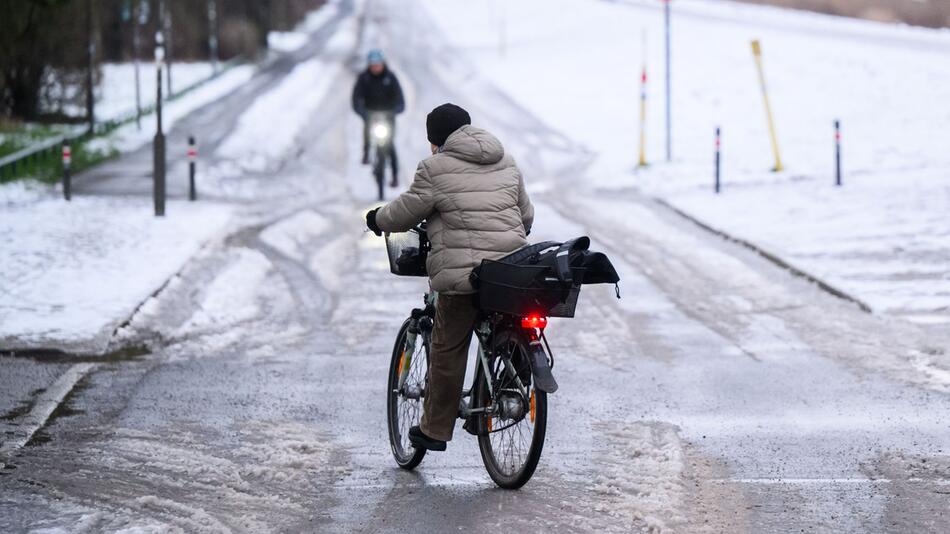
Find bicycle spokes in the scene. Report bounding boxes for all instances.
[482,339,538,476]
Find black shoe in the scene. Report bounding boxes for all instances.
[389,176,398,188]
[362,153,370,165]
[409,426,446,451]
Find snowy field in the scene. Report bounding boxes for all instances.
[420,0,950,324]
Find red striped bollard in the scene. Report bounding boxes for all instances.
[834,120,841,187]
[187,135,197,201]
[62,141,72,201]
[714,127,721,194]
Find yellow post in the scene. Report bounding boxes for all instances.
[751,39,784,172]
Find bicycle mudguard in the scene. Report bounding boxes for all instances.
[524,332,559,393]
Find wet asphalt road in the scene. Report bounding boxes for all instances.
[3,1,950,532]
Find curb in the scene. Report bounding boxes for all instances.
[0,362,97,468]
[653,197,873,314]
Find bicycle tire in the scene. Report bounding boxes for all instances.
[375,145,387,201]
[386,318,427,469]
[473,328,547,489]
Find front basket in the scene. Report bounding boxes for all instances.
[385,230,428,277]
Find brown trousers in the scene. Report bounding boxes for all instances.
[420,293,480,441]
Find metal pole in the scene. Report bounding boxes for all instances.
[835,119,841,186]
[62,142,72,201]
[154,31,166,217]
[132,0,142,130]
[499,0,507,58]
[85,0,95,135]
[664,0,671,162]
[208,0,219,73]
[188,135,197,201]
[638,33,648,168]
[714,127,721,194]
[164,0,173,95]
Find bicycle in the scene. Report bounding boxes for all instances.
[384,225,580,489]
[366,111,394,201]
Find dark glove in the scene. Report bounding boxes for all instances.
[366,208,382,236]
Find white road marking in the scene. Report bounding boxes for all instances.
[712,478,950,485]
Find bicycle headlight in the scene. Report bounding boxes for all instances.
[371,122,391,141]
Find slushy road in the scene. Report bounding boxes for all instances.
[2,1,949,532]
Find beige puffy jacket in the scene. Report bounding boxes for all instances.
[376,125,534,294]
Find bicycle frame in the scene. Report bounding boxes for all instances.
[396,292,534,421]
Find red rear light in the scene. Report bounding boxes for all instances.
[521,314,547,329]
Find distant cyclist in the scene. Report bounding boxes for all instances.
[352,49,405,187]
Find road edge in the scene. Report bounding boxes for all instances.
[0,362,97,468]
[653,196,874,314]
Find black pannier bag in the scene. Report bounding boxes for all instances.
[470,236,620,317]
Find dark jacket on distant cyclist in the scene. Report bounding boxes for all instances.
[352,65,405,116]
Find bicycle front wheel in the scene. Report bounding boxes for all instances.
[387,318,428,469]
[374,145,387,201]
[473,329,548,489]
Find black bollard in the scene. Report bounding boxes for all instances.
[834,120,841,187]
[153,64,166,217]
[62,141,72,201]
[714,127,721,194]
[188,135,197,201]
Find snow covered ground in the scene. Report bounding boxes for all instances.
[0,182,233,353]
[89,64,255,155]
[0,64,253,353]
[96,62,217,122]
[420,0,950,324]
[216,58,342,172]
[0,2,352,353]
[0,61,252,353]
[218,15,355,172]
[268,0,342,52]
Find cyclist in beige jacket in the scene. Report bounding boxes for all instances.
[366,103,534,450]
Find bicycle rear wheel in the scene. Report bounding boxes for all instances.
[473,329,547,489]
[387,318,428,469]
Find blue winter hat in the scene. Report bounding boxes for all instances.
[367,49,384,64]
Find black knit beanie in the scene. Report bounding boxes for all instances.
[426,103,471,147]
